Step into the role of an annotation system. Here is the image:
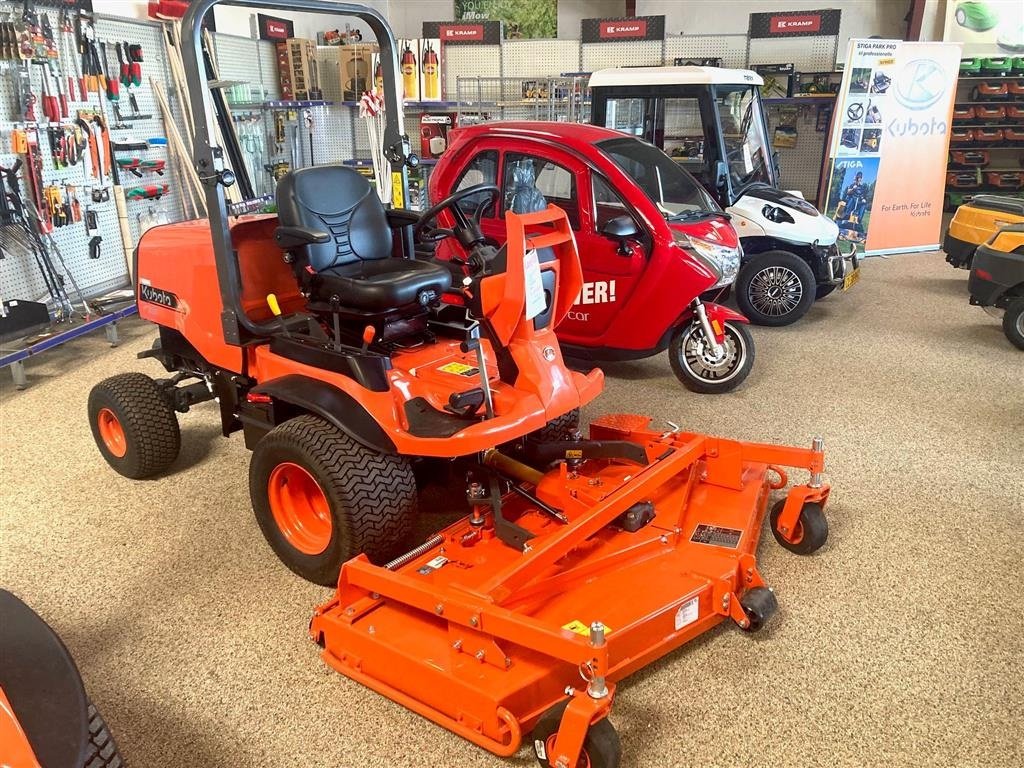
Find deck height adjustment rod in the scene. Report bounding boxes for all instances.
[809,436,825,488]
[587,622,609,699]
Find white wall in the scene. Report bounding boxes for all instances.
[386,0,453,39]
[557,0,627,38]
[637,0,908,58]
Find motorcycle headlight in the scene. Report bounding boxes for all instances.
[673,231,742,288]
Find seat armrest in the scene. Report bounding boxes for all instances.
[275,225,331,249]
[386,208,421,228]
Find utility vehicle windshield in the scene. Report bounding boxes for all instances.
[597,137,719,220]
[715,85,774,190]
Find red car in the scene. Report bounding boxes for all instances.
[428,122,754,393]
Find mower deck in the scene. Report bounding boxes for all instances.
[311,414,829,764]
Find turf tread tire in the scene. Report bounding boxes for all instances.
[84,701,123,768]
[88,372,180,479]
[250,415,416,585]
[736,250,817,326]
[533,409,580,443]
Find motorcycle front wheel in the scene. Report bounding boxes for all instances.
[669,320,755,394]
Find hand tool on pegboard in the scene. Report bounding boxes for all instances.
[58,8,83,102]
[36,61,59,122]
[100,41,118,101]
[39,11,67,117]
[78,11,101,95]
[11,63,36,121]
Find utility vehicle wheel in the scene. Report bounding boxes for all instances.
[955,7,966,25]
[85,700,124,768]
[249,415,416,585]
[815,283,838,300]
[769,500,828,555]
[1002,298,1024,350]
[739,586,778,633]
[533,408,581,442]
[736,251,817,326]
[532,700,621,768]
[669,320,754,394]
[88,372,180,479]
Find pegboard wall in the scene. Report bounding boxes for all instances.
[443,43,501,99]
[665,34,748,69]
[581,39,663,72]
[1,4,188,306]
[747,34,839,74]
[501,39,579,79]
[765,102,832,201]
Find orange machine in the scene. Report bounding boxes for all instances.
[312,414,829,767]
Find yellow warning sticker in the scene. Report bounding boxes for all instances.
[565,449,583,459]
[438,362,479,376]
[562,620,612,637]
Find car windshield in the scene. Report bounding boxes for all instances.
[596,137,719,219]
[715,85,774,190]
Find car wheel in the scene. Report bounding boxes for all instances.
[736,251,817,326]
[1002,298,1024,350]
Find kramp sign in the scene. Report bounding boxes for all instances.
[749,9,841,38]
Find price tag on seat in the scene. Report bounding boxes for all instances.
[524,249,545,321]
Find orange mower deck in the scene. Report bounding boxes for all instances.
[310,414,830,766]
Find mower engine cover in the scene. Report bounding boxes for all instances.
[944,194,1024,268]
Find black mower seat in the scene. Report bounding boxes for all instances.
[276,166,451,313]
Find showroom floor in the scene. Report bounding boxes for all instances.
[1,250,1021,768]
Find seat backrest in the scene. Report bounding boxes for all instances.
[276,166,392,272]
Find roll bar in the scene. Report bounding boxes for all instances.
[179,0,411,344]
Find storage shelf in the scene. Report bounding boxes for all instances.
[228,99,334,110]
[957,75,1024,81]
[764,95,836,102]
[946,165,1024,171]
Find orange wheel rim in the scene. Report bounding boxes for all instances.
[544,735,591,768]
[97,408,127,458]
[267,462,332,555]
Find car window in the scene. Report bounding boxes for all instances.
[502,153,579,229]
[592,174,632,230]
[454,150,498,217]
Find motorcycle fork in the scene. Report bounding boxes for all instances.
[691,298,725,356]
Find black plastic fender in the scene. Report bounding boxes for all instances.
[249,374,397,454]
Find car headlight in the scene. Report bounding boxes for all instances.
[673,231,742,288]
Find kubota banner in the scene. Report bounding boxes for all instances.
[824,39,961,256]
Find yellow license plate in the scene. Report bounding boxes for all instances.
[842,267,861,291]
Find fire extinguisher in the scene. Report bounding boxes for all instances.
[422,42,439,99]
[401,43,418,99]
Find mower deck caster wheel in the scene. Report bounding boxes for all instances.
[739,586,778,632]
[770,500,828,555]
[532,699,621,768]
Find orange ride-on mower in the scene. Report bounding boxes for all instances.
[87,0,605,585]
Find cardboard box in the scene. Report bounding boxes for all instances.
[420,112,457,158]
[339,43,378,100]
[399,39,420,101]
[419,38,441,101]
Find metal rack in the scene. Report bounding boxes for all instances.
[455,76,590,125]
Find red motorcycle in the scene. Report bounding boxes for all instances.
[427,122,754,394]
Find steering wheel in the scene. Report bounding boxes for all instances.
[414,184,500,248]
[846,102,864,122]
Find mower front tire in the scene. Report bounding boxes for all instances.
[769,499,828,555]
[532,699,621,768]
[739,586,778,632]
[88,372,181,479]
[532,408,581,442]
[249,415,416,585]
[86,700,124,768]
[1001,298,1024,350]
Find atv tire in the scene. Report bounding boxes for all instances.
[85,700,124,768]
[88,372,181,479]
[250,415,417,585]
[736,250,817,326]
[1002,298,1024,350]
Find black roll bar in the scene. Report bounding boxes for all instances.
[180,0,410,344]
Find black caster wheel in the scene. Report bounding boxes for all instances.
[770,500,828,555]
[532,699,621,768]
[739,586,778,632]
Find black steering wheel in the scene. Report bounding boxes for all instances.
[846,102,864,122]
[414,184,500,248]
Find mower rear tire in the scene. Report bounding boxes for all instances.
[88,372,180,479]
[532,699,621,768]
[85,700,124,768]
[769,499,828,555]
[1001,298,1024,350]
[250,415,416,585]
[533,408,581,442]
[669,320,754,394]
[739,586,778,632]
[736,251,816,326]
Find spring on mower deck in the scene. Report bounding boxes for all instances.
[385,534,445,571]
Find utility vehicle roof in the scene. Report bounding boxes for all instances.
[588,66,764,88]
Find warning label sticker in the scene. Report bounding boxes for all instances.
[690,524,742,549]
[438,361,479,377]
[562,620,612,637]
[674,596,699,630]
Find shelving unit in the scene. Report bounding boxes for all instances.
[945,71,1024,209]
